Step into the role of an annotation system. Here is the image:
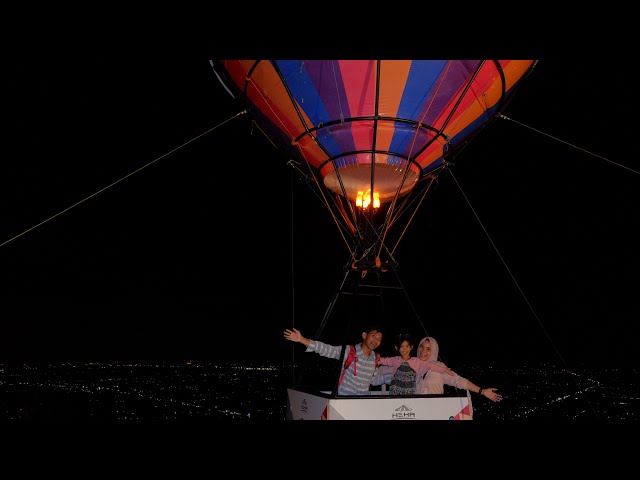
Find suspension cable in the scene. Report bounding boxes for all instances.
[496,113,612,418]
[290,167,296,384]
[498,113,640,176]
[448,168,568,368]
[1,111,247,250]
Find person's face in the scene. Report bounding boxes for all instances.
[417,340,432,361]
[397,340,413,359]
[363,330,382,351]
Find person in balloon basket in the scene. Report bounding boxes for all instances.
[283,324,384,396]
[377,335,503,402]
[378,332,454,395]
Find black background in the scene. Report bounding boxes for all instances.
[3,53,638,368]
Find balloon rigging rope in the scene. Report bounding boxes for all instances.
[290,168,296,383]
[390,176,435,256]
[498,114,640,176]
[451,154,604,418]
[249,118,281,152]
[254,116,359,251]
[297,148,356,259]
[0,111,246,250]
[377,62,453,259]
[447,168,568,368]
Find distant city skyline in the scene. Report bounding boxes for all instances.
[1,360,637,422]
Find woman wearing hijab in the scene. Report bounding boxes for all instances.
[415,336,502,402]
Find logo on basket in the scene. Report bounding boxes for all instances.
[391,404,415,420]
[301,399,308,414]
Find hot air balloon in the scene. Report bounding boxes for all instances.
[214,60,536,271]
[213,60,537,420]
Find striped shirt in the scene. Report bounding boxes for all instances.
[306,340,378,396]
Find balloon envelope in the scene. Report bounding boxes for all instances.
[216,60,536,204]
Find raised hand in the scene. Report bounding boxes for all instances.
[283,328,302,343]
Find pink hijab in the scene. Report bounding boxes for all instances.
[416,336,449,372]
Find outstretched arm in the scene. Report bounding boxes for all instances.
[283,328,310,348]
[466,379,503,402]
[378,356,403,368]
[415,358,455,376]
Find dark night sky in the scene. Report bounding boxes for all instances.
[3,53,639,368]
